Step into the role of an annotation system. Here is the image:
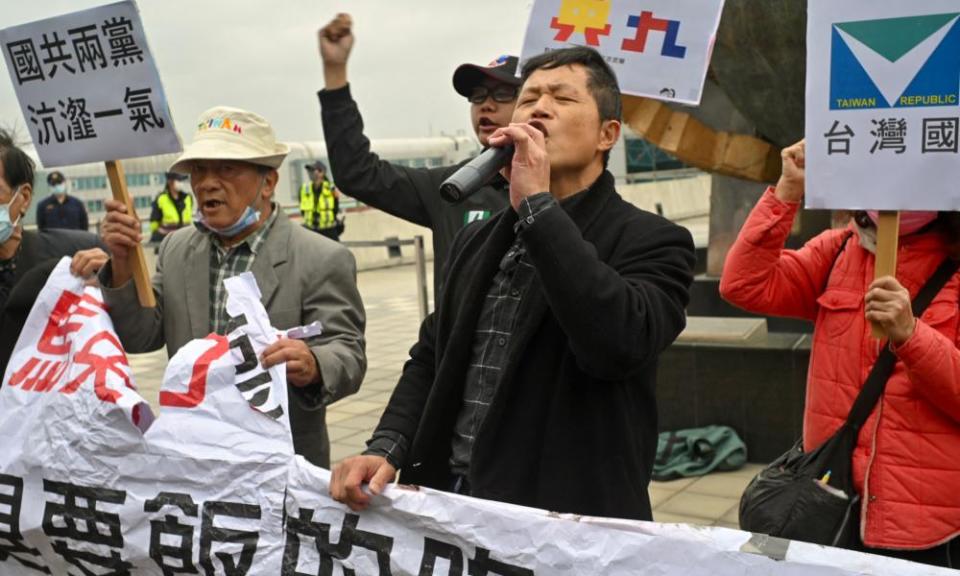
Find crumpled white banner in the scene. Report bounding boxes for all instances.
[0,260,949,575]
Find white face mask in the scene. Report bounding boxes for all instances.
[0,186,24,245]
[51,183,66,196]
[193,175,266,238]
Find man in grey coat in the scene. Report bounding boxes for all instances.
[98,106,366,467]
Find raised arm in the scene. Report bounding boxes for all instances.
[317,13,445,228]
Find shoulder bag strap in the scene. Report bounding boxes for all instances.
[845,256,960,431]
[820,230,854,294]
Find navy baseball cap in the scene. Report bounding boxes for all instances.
[453,55,521,98]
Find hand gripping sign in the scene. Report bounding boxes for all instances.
[0,262,950,575]
[805,0,960,337]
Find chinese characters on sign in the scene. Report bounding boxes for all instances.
[0,1,181,167]
[821,117,959,156]
[520,0,726,105]
[805,0,960,210]
[7,17,142,85]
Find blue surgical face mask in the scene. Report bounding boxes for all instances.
[0,186,23,245]
[51,183,66,196]
[194,176,265,238]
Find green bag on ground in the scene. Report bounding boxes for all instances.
[652,425,747,481]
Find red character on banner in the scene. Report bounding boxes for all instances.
[37,291,104,355]
[8,291,107,393]
[60,331,133,403]
[159,334,229,408]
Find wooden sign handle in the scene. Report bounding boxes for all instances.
[870,211,900,339]
[105,160,156,308]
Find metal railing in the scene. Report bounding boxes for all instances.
[341,236,430,322]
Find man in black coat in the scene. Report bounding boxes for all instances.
[0,132,106,375]
[331,47,695,521]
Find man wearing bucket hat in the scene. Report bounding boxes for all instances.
[318,13,518,300]
[98,106,367,467]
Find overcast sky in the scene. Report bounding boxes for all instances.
[1,0,535,147]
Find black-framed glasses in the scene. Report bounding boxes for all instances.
[468,85,518,104]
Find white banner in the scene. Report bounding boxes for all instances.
[0,0,181,167]
[0,261,949,575]
[518,0,725,105]
[805,0,960,210]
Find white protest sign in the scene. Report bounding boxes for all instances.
[806,0,960,210]
[518,0,725,104]
[0,263,950,575]
[0,0,181,167]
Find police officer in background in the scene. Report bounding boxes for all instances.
[36,171,88,232]
[300,161,342,241]
[149,172,193,243]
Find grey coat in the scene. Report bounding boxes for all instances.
[100,210,366,467]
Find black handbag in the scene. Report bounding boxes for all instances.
[738,255,960,548]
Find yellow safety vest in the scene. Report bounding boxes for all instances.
[150,191,193,232]
[299,180,336,230]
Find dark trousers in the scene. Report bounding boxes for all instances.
[449,474,471,496]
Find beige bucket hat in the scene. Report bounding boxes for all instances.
[169,106,289,174]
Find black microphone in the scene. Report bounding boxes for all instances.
[439,144,514,203]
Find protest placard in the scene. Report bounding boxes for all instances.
[1,0,181,308]
[805,0,960,211]
[0,263,950,575]
[518,0,725,105]
[0,0,181,167]
[805,0,960,335]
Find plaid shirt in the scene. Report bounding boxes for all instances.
[365,192,574,474]
[207,205,279,334]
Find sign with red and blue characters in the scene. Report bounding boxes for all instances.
[806,0,960,211]
[520,0,725,105]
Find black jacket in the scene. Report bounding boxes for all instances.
[1,229,104,373]
[318,85,510,298]
[375,171,695,520]
[36,195,88,232]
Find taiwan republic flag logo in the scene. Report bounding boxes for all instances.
[830,12,960,110]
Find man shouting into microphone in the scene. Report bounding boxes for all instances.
[331,47,695,520]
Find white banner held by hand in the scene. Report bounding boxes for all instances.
[0,263,950,575]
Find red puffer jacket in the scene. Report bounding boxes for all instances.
[720,188,960,550]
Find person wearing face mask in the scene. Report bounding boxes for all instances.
[318,13,519,301]
[0,131,107,375]
[148,172,193,243]
[96,107,367,468]
[720,140,960,568]
[35,171,89,232]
